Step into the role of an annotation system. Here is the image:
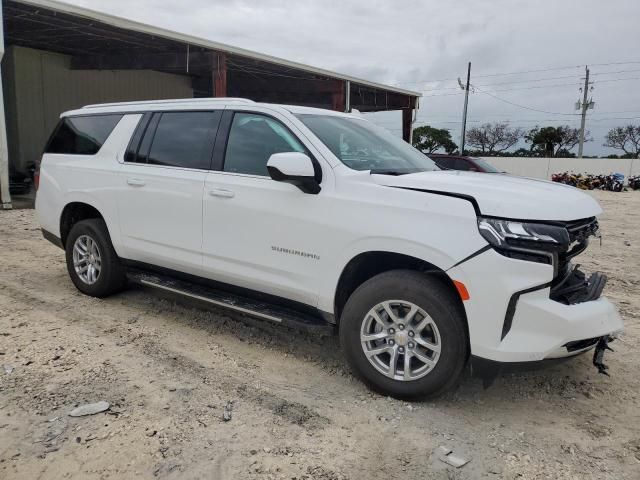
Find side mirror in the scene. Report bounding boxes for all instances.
[267,152,321,194]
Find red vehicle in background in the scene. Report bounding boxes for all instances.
[428,154,503,173]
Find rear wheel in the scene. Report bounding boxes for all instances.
[65,219,126,297]
[339,270,468,399]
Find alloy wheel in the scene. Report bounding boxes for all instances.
[72,234,102,285]
[360,300,441,381]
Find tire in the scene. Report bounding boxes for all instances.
[339,270,468,399]
[65,218,126,297]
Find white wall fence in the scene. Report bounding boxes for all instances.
[481,157,640,181]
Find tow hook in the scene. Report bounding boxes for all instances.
[593,335,615,376]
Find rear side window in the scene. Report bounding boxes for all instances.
[45,114,123,155]
[126,111,220,170]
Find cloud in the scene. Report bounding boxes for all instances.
[70,0,640,155]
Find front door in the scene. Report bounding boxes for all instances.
[202,110,332,306]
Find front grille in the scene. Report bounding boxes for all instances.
[556,217,599,280]
[550,216,604,305]
[565,217,599,244]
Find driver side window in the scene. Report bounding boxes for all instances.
[223,113,306,176]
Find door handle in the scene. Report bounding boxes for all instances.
[208,188,235,198]
[127,178,146,187]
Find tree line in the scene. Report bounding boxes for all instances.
[411,123,640,158]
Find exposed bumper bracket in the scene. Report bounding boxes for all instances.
[593,335,615,376]
[550,265,607,305]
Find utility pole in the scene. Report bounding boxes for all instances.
[577,66,594,158]
[458,62,471,155]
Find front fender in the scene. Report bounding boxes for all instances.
[317,237,464,314]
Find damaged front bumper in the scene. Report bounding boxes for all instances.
[496,283,623,361]
[471,332,622,387]
[453,215,624,384]
[449,246,624,364]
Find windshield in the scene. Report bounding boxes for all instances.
[297,114,439,174]
[471,157,502,173]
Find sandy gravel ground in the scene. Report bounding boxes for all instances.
[1,191,639,480]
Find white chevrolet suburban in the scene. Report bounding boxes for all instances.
[35,98,623,398]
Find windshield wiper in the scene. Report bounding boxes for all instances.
[370,169,412,176]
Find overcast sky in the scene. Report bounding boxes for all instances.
[72,0,640,156]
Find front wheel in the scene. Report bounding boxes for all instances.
[339,270,468,399]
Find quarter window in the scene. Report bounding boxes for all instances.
[45,114,123,155]
[223,113,306,176]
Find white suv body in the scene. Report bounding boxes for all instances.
[36,98,623,397]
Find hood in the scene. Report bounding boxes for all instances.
[372,170,602,221]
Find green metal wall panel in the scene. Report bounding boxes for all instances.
[7,45,193,174]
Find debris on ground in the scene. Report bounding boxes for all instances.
[223,400,233,422]
[436,445,470,468]
[3,364,14,374]
[68,401,110,417]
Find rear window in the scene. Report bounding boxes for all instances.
[45,114,123,155]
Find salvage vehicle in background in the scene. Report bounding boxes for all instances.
[35,98,623,398]
[551,172,625,191]
[9,163,34,195]
[428,154,503,173]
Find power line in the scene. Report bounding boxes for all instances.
[464,86,580,115]
[395,62,640,87]
[396,64,584,85]
[474,82,582,94]
[419,78,578,93]
[380,115,640,132]
[420,70,640,93]
[422,91,467,98]
[591,68,640,77]
[593,76,640,84]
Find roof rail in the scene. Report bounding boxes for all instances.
[82,97,255,109]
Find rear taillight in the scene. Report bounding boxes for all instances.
[34,159,41,191]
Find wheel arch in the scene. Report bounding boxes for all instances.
[60,201,105,248]
[332,251,468,332]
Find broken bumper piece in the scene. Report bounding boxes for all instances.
[551,265,607,305]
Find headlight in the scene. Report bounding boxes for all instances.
[478,217,569,265]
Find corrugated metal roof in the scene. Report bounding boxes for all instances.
[14,0,421,98]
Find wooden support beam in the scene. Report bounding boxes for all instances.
[331,80,345,112]
[213,53,227,97]
[402,107,413,144]
[399,95,418,143]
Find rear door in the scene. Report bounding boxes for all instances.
[117,110,221,274]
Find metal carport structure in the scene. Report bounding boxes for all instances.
[0,0,420,208]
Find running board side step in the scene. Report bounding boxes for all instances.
[126,269,335,335]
